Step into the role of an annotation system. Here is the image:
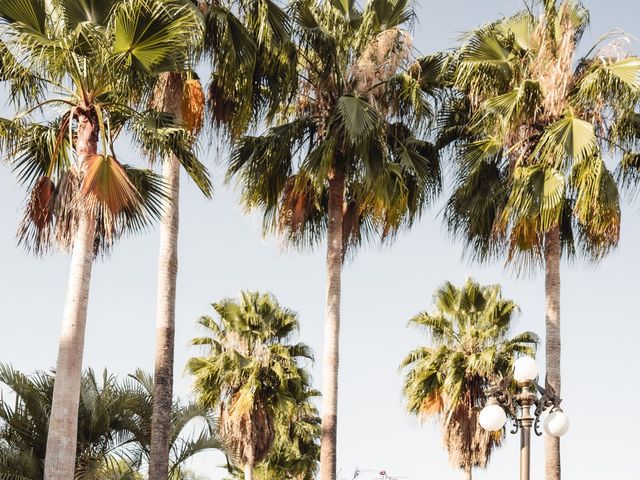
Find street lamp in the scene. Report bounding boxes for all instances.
[478,357,569,480]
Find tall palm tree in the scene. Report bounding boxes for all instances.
[147,0,291,472]
[187,291,315,480]
[432,2,640,477]
[226,2,442,477]
[400,279,538,480]
[0,2,204,478]
[0,365,221,480]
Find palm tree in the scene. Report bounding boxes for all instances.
[433,2,640,477]
[0,365,141,479]
[187,291,315,480]
[226,2,442,477]
[400,279,538,480]
[0,2,204,478]
[147,22,211,480]
[0,365,221,480]
[148,0,291,472]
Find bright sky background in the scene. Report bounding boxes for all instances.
[1,1,639,479]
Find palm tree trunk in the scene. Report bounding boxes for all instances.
[320,168,345,480]
[43,113,97,480]
[244,462,254,480]
[464,467,472,480]
[149,72,183,480]
[544,226,561,480]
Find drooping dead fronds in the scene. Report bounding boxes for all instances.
[221,394,276,467]
[182,79,205,134]
[350,28,414,96]
[17,176,56,254]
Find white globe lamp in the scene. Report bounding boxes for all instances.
[544,410,570,437]
[513,356,538,383]
[479,401,507,432]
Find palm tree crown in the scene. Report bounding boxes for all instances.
[0,0,207,253]
[400,279,538,478]
[227,0,441,251]
[439,0,640,265]
[187,291,314,478]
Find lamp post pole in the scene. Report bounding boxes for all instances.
[478,357,570,480]
[517,382,536,480]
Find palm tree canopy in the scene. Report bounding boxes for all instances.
[196,0,297,138]
[0,365,221,480]
[434,0,640,268]
[0,365,140,479]
[226,0,442,255]
[0,0,211,255]
[400,278,538,472]
[187,291,314,468]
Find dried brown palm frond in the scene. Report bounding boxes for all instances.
[182,78,205,135]
[17,176,56,254]
[221,397,275,467]
[418,390,445,418]
[81,154,140,215]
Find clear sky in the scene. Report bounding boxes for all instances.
[1,1,639,479]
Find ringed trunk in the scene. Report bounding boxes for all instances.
[544,227,561,480]
[320,168,345,480]
[43,113,97,480]
[149,72,183,480]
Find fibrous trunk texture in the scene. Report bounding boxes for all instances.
[43,113,97,480]
[544,226,561,480]
[149,72,183,480]
[320,169,345,480]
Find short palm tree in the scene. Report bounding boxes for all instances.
[400,279,538,480]
[187,291,314,480]
[0,365,140,479]
[226,2,441,477]
[435,2,640,476]
[0,2,203,478]
[0,365,220,480]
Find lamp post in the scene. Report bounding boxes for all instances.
[478,357,569,480]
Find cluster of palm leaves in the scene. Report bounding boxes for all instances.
[1,0,640,480]
[0,365,219,479]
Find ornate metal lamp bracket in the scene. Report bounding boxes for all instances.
[533,376,563,436]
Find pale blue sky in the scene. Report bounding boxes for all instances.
[1,1,639,479]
